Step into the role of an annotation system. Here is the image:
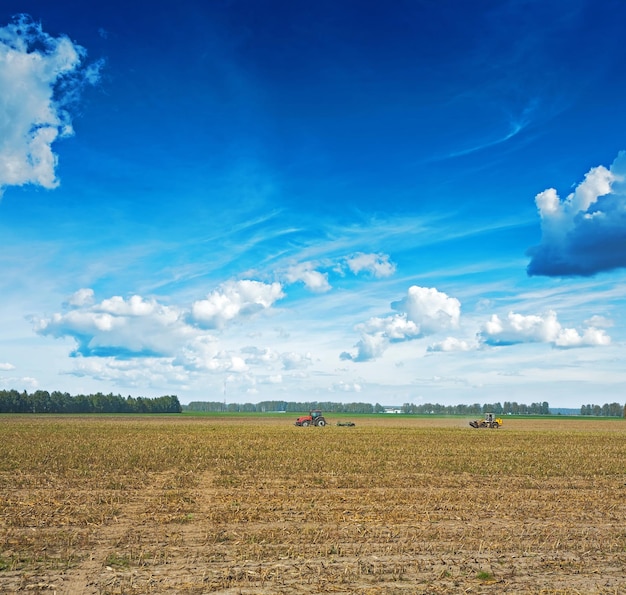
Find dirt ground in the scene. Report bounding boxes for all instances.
[1,415,625,594]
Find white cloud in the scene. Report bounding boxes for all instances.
[344,285,461,361]
[70,356,188,388]
[554,326,611,348]
[331,381,362,392]
[229,356,248,373]
[0,374,38,390]
[356,314,421,341]
[392,285,461,334]
[34,291,195,358]
[427,337,472,352]
[280,351,313,370]
[241,346,279,366]
[66,288,95,307]
[240,346,312,371]
[342,332,388,362]
[191,280,284,329]
[282,263,331,292]
[479,310,611,349]
[0,362,16,371]
[0,15,101,195]
[584,315,613,328]
[345,252,396,277]
[177,344,251,375]
[482,310,561,343]
[30,285,315,392]
[534,165,614,242]
[527,151,626,276]
[175,335,220,371]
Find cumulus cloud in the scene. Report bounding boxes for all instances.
[356,314,421,341]
[280,351,313,370]
[344,252,396,277]
[34,292,192,358]
[341,331,388,362]
[282,263,331,292]
[343,285,461,361]
[427,337,472,352]
[0,362,16,371]
[33,284,306,390]
[240,346,279,366]
[527,151,626,276]
[191,280,284,329]
[0,14,102,196]
[392,286,460,334]
[584,315,613,328]
[479,310,610,348]
[175,335,220,371]
[66,288,95,307]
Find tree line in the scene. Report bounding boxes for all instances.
[184,400,386,413]
[400,401,552,415]
[580,403,625,417]
[0,390,182,414]
[183,400,560,415]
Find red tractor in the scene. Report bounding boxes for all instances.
[295,410,327,427]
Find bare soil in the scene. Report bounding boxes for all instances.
[0,415,625,594]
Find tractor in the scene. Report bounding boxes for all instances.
[295,410,327,427]
[469,413,502,428]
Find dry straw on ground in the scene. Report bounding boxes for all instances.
[0,414,625,593]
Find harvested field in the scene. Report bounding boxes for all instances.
[0,414,625,594]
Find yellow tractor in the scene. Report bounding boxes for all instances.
[469,413,502,428]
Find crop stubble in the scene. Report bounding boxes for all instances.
[0,415,625,594]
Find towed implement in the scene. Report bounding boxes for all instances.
[469,413,502,428]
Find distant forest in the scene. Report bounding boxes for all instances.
[184,400,625,417]
[185,400,551,415]
[1,391,622,416]
[580,403,625,417]
[0,390,181,414]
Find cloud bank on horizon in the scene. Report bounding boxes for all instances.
[527,151,626,277]
[0,14,101,196]
[32,276,612,395]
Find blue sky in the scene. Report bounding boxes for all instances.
[2,0,626,407]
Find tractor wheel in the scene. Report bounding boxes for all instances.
[316,418,326,427]
[301,420,310,427]
[492,421,500,428]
